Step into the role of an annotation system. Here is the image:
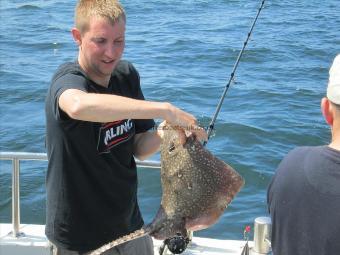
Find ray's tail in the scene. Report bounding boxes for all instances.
[88,227,151,255]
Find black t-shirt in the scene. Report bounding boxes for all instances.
[267,146,340,255]
[45,60,155,251]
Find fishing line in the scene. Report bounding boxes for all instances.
[203,0,266,147]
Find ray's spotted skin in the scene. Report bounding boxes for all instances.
[89,125,244,255]
[148,125,244,239]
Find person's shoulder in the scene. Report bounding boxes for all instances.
[52,61,85,83]
[114,60,138,76]
[277,146,311,166]
[286,146,314,156]
[282,146,330,164]
[291,145,330,155]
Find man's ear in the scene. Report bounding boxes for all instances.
[71,28,82,46]
[321,97,334,125]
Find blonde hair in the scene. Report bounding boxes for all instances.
[75,0,126,33]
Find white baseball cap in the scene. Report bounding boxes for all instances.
[327,54,340,105]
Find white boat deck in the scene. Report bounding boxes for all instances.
[0,224,50,255]
[0,223,256,255]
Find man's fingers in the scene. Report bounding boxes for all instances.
[192,126,208,142]
[185,125,208,143]
[177,128,187,145]
[157,120,167,139]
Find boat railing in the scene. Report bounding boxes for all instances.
[0,151,161,238]
[0,151,272,254]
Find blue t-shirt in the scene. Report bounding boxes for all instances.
[45,60,155,251]
[267,146,340,255]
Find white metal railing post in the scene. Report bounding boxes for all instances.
[253,216,272,254]
[11,157,24,237]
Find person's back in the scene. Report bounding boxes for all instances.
[267,146,340,255]
[267,54,340,255]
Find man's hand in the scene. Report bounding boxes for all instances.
[157,120,207,145]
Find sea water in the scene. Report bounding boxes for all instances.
[0,0,339,240]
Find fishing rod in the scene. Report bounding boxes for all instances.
[159,2,267,255]
[203,0,266,147]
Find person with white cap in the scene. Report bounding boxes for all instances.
[267,54,340,255]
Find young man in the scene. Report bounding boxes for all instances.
[267,54,340,255]
[45,1,206,254]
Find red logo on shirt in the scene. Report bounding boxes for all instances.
[97,119,135,153]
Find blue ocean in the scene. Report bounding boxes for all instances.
[0,0,339,241]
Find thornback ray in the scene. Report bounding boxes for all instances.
[89,125,244,255]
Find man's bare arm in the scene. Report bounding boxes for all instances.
[59,89,177,122]
[133,131,162,161]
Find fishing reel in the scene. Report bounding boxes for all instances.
[159,233,190,255]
